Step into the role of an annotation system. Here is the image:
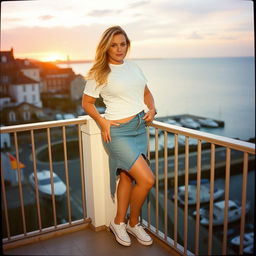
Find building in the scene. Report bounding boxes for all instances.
[8,72,42,108]
[70,74,86,101]
[37,62,76,95]
[0,48,16,96]
[0,49,42,108]
[1,102,45,125]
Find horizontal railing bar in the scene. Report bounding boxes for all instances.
[0,117,88,133]
[3,218,91,249]
[150,121,255,154]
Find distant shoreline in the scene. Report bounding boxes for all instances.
[54,56,253,65]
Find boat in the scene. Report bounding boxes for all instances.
[230,232,254,247]
[178,136,198,146]
[198,118,219,128]
[180,118,201,129]
[175,181,224,205]
[159,139,174,149]
[193,200,250,226]
[149,126,163,136]
[166,118,182,126]
[243,244,254,254]
[29,170,67,201]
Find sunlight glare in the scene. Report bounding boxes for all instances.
[41,52,66,62]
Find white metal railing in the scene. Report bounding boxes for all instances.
[144,120,255,256]
[1,118,90,247]
[1,117,255,255]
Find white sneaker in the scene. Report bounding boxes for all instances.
[109,220,131,246]
[126,222,153,246]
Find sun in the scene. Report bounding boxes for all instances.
[42,52,66,62]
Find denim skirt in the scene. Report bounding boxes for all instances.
[103,111,149,197]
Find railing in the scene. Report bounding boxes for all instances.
[1,117,255,255]
[144,120,255,255]
[0,118,90,248]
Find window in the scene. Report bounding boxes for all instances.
[1,56,7,63]
[9,112,16,122]
[24,95,27,102]
[23,111,30,120]
[23,85,26,92]
[32,95,36,102]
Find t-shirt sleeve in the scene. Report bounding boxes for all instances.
[138,66,148,84]
[132,62,148,84]
[83,79,101,98]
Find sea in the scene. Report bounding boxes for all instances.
[58,57,255,142]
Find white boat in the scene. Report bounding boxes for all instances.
[180,118,201,129]
[198,118,219,128]
[149,126,163,136]
[29,170,67,201]
[166,119,182,126]
[159,140,174,149]
[176,182,224,205]
[194,200,250,226]
[178,136,198,146]
[149,141,164,152]
[230,232,254,247]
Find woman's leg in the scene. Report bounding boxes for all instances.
[114,170,133,224]
[128,155,155,227]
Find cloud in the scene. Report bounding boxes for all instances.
[2,17,23,22]
[39,15,55,21]
[128,0,150,9]
[87,9,123,17]
[188,32,203,39]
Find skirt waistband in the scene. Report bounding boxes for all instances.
[116,111,145,127]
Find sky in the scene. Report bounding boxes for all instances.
[0,0,254,62]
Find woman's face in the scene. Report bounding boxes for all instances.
[107,33,128,64]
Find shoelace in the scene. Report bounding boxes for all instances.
[135,224,148,236]
[117,223,128,237]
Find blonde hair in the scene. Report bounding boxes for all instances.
[86,26,130,86]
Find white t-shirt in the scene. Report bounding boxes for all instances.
[83,60,147,120]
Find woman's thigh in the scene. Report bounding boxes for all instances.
[129,155,155,188]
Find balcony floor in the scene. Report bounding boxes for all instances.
[4,227,180,256]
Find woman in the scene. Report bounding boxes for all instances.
[82,26,157,247]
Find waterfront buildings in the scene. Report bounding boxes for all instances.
[0,48,86,126]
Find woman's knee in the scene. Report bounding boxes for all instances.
[139,172,155,190]
[146,173,155,189]
[119,170,133,184]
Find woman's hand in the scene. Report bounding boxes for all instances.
[143,109,157,123]
[98,118,120,143]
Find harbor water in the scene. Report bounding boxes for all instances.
[59,57,255,141]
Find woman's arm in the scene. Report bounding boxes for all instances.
[82,94,119,143]
[143,85,157,122]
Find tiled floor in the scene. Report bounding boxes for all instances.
[4,228,179,256]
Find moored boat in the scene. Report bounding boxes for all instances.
[198,118,219,128]
[180,118,201,129]
[193,200,250,226]
[175,181,224,205]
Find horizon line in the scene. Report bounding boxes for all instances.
[51,56,254,64]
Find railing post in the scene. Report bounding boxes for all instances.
[81,116,116,229]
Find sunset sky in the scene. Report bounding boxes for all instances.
[1,0,254,62]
